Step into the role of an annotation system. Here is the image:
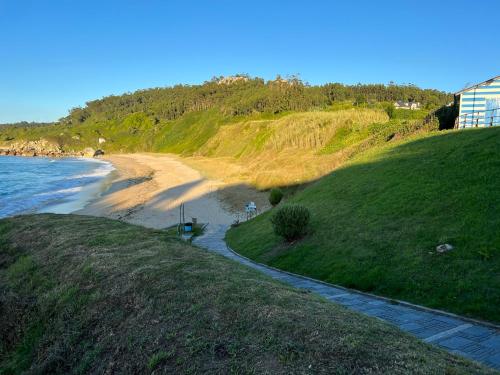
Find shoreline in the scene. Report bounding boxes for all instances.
[0,153,270,226]
[0,156,115,218]
[75,153,270,230]
[40,159,116,215]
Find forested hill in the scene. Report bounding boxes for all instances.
[0,76,455,188]
[2,76,443,128]
[61,76,451,125]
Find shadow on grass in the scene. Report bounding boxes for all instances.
[226,127,500,323]
[73,127,500,322]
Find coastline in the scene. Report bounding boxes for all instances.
[0,155,116,218]
[39,158,116,215]
[75,153,270,230]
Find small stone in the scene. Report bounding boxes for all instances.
[436,243,453,253]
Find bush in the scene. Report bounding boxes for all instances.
[384,103,395,119]
[269,188,284,206]
[271,204,310,241]
[434,104,458,130]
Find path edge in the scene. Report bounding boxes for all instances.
[220,238,500,332]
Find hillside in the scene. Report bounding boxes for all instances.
[0,77,451,128]
[0,214,491,374]
[0,78,454,188]
[181,107,443,188]
[0,105,442,188]
[227,127,500,323]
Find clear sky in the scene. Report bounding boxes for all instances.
[1,0,499,123]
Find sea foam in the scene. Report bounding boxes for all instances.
[0,156,114,218]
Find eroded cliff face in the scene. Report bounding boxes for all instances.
[0,139,100,157]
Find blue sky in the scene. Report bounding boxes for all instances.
[0,0,499,123]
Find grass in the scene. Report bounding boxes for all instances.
[392,108,430,120]
[147,350,171,370]
[182,109,441,189]
[152,110,230,155]
[0,214,492,374]
[227,127,500,323]
[0,108,398,188]
[1,106,439,189]
[181,109,403,188]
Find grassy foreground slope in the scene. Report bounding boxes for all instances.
[227,127,500,323]
[0,215,490,374]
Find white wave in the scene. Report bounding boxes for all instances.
[67,162,115,180]
[35,187,83,196]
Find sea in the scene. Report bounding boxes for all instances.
[0,156,114,218]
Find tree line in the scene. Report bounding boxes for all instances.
[2,76,453,128]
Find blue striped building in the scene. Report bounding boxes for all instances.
[455,75,500,128]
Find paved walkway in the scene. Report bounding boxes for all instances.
[193,224,500,371]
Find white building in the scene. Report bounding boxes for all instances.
[455,75,500,128]
[394,101,421,110]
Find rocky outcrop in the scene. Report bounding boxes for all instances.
[0,139,63,157]
[0,139,100,158]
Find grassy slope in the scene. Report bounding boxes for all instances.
[2,107,435,188]
[227,127,500,323]
[186,109,390,188]
[0,215,491,374]
[0,110,282,155]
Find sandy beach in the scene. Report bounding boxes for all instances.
[76,153,269,229]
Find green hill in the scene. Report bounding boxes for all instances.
[0,105,442,188]
[0,214,489,374]
[227,127,500,323]
[0,77,454,188]
[0,76,451,128]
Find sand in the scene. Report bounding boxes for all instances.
[76,154,269,229]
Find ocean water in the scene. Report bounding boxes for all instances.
[0,156,114,218]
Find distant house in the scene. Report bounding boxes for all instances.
[455,75,500,129]
[393,100,421,110]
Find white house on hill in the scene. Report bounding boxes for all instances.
[394,101,421,110]
[455,75,500,129]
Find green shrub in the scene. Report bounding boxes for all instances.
[384,103,395,119]
[269,188,284,206]
[271,204,310,241]
[148,351,169,370]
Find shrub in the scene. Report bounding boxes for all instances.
[384,103,395,119]
[269,188,284,206]
[271,204,310,241]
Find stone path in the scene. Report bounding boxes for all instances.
[193,224,500,371]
